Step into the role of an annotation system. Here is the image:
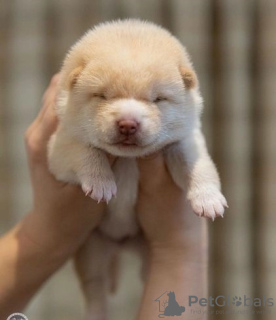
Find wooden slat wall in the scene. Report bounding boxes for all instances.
[210,2,254,320]
[253,2,276,320]
[0,1,275,320]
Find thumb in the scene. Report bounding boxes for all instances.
[137,152,168,191]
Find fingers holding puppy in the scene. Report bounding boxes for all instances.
[25,74,60,164]
[137,152,176,194]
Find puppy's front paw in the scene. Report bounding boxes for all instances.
[188,186,228,221]
[81,175,117,203]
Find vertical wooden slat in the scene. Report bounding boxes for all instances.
[252,1,276,319]
[43,0,60,81]
[209,2,228,312]
[160,0,174,31]
[250,1,262,319]
[0,1,13,232]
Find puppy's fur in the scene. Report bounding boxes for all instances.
[48,19,227,319]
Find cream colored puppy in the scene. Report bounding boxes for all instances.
[48,19,227,318]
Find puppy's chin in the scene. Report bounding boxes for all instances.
[99,142,158,158]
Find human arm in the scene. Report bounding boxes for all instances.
[0,75,108,317]
[136,153,208,320]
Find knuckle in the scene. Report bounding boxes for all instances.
[25,136,44,163]
[50,74,60,87]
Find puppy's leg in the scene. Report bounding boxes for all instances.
[48,130,117,202]
[165,127,228,220]
[74,232,116,320]
[99,158,139,240]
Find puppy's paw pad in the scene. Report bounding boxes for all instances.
[188,187,228,220]
[82,178,117,203]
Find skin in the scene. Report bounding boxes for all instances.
[0,75,208,320]
[137,154,208,320]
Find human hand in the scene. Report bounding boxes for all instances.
[136,152,207,255]
[22,75,110,261]
[136,153,208,320]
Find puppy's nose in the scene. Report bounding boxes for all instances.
[118,119,138,135]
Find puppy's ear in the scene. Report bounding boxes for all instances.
[67,65,84,89]
[180,66,198,89]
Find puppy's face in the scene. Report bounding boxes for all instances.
[59,34,202,157]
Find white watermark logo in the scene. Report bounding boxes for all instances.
[154,292,274,318]
[189,295,274,307]
[7,313,28,320]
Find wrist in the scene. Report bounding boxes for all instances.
[149,243,188,267]
[16,213,70,266]
[149,237,208,268]
[19,210,94,264]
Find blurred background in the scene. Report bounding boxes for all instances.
[0,1,275,320]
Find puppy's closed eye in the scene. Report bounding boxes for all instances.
[154,96,167,103]
[92,93,107,99]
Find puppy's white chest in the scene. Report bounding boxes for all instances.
[99,158,139,240]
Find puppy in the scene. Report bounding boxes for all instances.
[48,19,227,319]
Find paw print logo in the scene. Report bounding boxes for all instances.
[232,296,242,307]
